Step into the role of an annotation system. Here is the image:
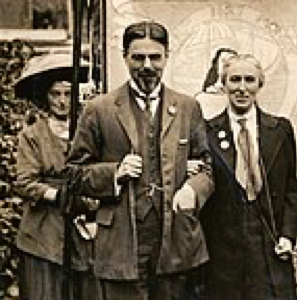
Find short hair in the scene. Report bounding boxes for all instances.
[123,21,169,57]
[202,47,237,92]
[221,54,265,88]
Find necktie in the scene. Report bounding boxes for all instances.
[144,96,155,122]
[236,118,262,201]
[131,90,160,220]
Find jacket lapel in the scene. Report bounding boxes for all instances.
[114,84,186,149]
[208,110,236,174]
[161,87,178,140]
[258,109,282,174]
[115,83,139,152]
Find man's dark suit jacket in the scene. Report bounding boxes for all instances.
[201,107,297,300]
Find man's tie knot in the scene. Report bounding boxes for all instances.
[131,88,158,103]
[238,118,247,129]
[131,88,159,119]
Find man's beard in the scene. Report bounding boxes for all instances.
[138,77,159,94]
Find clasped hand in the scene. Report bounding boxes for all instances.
[116,155,197,212]
[172,184,196,212]
[274,237,293,261]
[187,159,207,177]
[115,154,143,184]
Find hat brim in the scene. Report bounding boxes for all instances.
[15,66,89,100]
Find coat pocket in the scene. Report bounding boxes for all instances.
[96,207,114,227]
[19,205,48,236]
[170,209,209,270]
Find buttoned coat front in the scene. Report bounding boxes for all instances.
[16,117,93,270]
[67,83,214,280]
[201,108,297,300]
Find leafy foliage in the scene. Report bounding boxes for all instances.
[0,39,34,300]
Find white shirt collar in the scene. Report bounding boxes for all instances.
[228,105,259,156]
[129,80,161,98]
[228,104,257,123]
[129,80,161,115]
[48,117,70,140]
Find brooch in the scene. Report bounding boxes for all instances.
[217,130,227,139]
[217,130,229,150]
[168,105,176,115]
[220,140,230,150]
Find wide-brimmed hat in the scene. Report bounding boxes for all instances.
[15,52,90,101]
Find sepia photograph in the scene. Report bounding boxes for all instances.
[0,0,296,299]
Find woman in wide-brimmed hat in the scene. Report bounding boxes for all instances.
[15,52,98,300]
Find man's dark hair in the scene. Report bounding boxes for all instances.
[123,21,169,57]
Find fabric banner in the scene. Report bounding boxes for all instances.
[106,0,297,130]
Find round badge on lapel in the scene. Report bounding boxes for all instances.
[168,105,176,115]
[220,140,230,150]
[217,130,227,139]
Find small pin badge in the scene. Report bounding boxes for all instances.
[168,105,176,115]
[217,130,227,139]
[220,140,230,150]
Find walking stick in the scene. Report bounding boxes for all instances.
[62,0,84,299]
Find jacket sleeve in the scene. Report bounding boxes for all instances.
[16,128,47,205]
[280,118,297,240]
[66,100,118,201]
[186,100,214,209]
[16,125,63,206]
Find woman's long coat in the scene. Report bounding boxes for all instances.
[16,117,90,270]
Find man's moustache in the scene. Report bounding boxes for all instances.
[139,72,156,77]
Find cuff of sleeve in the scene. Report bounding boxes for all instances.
[114,176,122,196]
[43,187,59,202]
[187,174,214,210]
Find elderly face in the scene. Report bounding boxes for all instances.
[48,81,71,119]
[124,38,167,95]
[224,60,262,115]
